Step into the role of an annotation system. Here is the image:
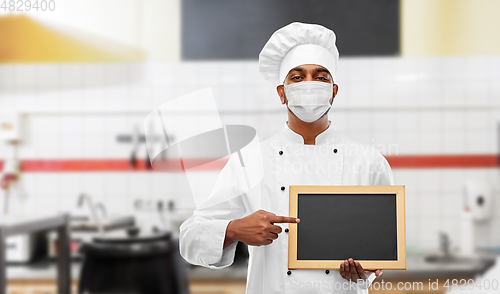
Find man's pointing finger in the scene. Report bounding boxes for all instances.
[270,216,300,224]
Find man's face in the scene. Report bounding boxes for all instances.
[277,64,338,106]
[284,64,333,86]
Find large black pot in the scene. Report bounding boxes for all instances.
[78,231,189,294]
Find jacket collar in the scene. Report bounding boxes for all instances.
[281,120,335,145]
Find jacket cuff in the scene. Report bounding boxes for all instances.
[204,219,237,268]
[356,271,378,290]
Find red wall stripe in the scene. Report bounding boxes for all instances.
[0,159,230,172]
[0,155,498,172]
[387,155,499,169]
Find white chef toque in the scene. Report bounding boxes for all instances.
[258,22,340,86]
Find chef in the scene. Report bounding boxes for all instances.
[180,22,394,294]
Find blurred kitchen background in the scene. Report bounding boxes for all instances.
[1,0,500,293]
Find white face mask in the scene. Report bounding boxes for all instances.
[284,81,334,123]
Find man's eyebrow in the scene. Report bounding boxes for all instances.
[287,67,331,77]
[314,68,330,74]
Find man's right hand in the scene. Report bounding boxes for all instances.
[223,209,300,248]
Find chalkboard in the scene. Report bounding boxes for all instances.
[289,186,406,270]
[182,0,400,60]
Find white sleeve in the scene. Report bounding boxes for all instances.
[355,271,379,291]
[371,151,394,186]
[179,205,245,268]
[179,155,248,269]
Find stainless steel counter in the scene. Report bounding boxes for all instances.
[1,214,71,294]
[381,253,497,280]
[7,259,248,281]
[7,261,81,280]
[6,252,497,282]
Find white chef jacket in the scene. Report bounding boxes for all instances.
[180,121,394,294]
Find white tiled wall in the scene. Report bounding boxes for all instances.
[1,57,499,251]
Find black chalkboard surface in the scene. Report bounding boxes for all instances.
[289,186,406,270]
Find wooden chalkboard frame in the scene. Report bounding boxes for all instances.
[288,185,406,270]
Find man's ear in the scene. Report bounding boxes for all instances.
[330,84,339,104]
[277,85,286,105]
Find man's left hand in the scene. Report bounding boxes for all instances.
[339,258,382,283]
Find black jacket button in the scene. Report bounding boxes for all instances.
[285,228,289,233]
[287,270,291,275]
[333,149,338,153]
[325,270,330,274]
[281,186,285,191]
[279,150,283,155]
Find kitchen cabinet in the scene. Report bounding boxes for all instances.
[7,254,492,294]
[369,278,453,294]
[7,279,245,294]
[190,280,246,294]
[6,280,78,294]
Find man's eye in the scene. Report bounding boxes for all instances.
[316,77,328,81]
[291,76,302,80]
